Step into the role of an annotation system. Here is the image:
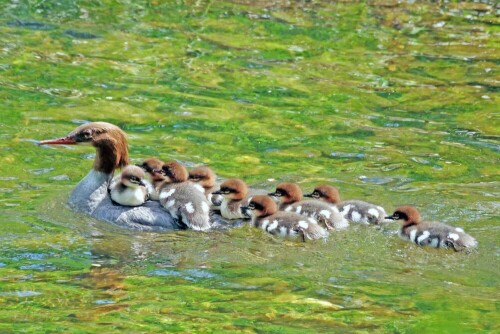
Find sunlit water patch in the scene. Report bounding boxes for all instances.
[0,0,498,333]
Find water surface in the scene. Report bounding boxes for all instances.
[0,1,498,333]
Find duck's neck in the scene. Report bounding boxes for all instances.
[69,139,129,214]
[93,138,128,174]
[69,169,112,214]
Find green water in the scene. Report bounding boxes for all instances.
[0,1,498,332]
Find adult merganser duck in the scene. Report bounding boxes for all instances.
[136,158,165,201]
[269,183,348,230]
[242,195,328,241]
[304,184,387,225]
[157,161,211,231]
[39,122,180,231]
[212,178,267,220]
[188,166,223,209]
[109,165,148,206]
[385,205,478,251]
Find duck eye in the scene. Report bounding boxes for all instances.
[82,130,92,138]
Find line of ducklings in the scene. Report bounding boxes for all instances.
[109,159,478,251]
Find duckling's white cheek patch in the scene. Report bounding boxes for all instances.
[448,233,459,241]
[185,202,194,214]
[279,226,287,236]
[160,188,176,200]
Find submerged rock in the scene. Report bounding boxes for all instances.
[64,29,100,39]
[7,20,56,30]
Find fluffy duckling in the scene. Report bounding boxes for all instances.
[305,184,387,225]
[269,183,348,230]
[386,205,477,251]
[157,161,211,231]
[242,195,328,241]
[188,166,223,208]
[136,158,164,200]
[212,179,267,220]
[109,165,148,207]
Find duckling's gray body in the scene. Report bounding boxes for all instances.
[400,221,477,251]
[282,200,349,230]
[159,183,211,231]
[253,212,328,241]
[338,200,387,225]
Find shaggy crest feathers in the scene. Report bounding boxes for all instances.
[189,166,216,188]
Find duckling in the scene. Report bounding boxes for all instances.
[212,179,267,220]
[242,195,328,241]
[385,205,477,251]
[304,184,387,225]
[157,161,211,231]
[136,158,164,200]
[188,166,223,209]
[269,183,348,230]
[109,165,148,207]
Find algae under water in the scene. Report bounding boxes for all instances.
[0,1,498,333]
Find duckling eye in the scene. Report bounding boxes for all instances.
[248,203,255,210]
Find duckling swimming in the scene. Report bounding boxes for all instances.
[242,195,328,241]
[305,184,387,225]
[386,205,478,251]
[212,178,267,220]
[269,182,348,230]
